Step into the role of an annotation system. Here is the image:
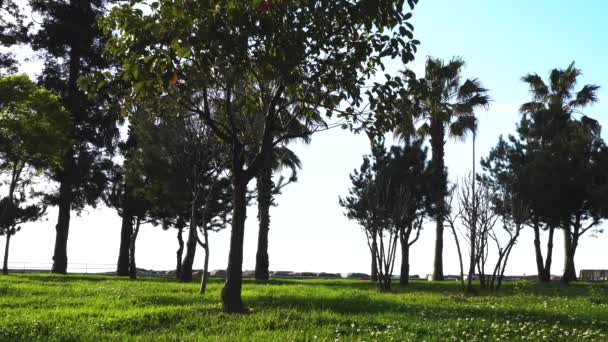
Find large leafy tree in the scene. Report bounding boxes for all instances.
[29,0,120,274]
[396,57,490,280]
[101,0,419,312]
[0,74,70,275]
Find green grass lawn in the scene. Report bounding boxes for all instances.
[1,274,607,341]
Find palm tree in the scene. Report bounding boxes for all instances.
[519,62,600,283]
[396,57,490,281]
[254,145,303,281]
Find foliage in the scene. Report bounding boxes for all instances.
[30,0,121,212]
[482,62,608,282]
[0,0,29,74]
[0,74,71,171]
[340,138,429,290]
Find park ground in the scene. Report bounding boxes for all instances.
[0,274,607,341]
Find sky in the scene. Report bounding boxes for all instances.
[5,0,608,277]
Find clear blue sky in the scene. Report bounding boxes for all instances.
[7,0,608,276]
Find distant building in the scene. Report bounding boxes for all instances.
[579,270,608,281]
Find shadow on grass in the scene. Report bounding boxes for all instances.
[248,290,604,330]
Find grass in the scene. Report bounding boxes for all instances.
[0,274,607,341]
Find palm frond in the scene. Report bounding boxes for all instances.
[521,73,548,99]
[519,101,544,114]
[416,122,431,138]
[569,84,600,108]
[448,115,477,141]
[580,115,602,136]
[272,145,302,180]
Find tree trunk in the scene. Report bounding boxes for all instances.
[371,232,378,282]
[532,221,546,281]
[466,226,476,293]
[176,226,184,279]
[430,119,446,281]
[52,2,83,274]
[221,172,248,313]
[562,223,577,283]
[128,217,140,280]
[400,234,410,286]
[255,155,273,281]
[180,218,198,282]
[116,205,134,276]
[52,177,71,274]
[2,233,10,275]
[199,228,210,294]
[543,226,555,281]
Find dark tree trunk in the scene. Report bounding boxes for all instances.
[255,154,273,281]
[532,221,546,281]
[2,233,10,275]
[52,5,82,274]
[52,177,72,274]
[400,235,410,286]
[430,119,446,281]
[562,222,577,283]
[181,204,198,282]
[371,232,378,282]
[199,228,210,294]
[116,206,134,276]
[221,168,248,313]
[543,226,555,281]
[128,217,140,280]
[176,226,184,279]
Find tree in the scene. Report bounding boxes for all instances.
[443,183,465,291]
[340,154,380,283]
[341,139,428,291]
[517,62,605,282]
[101,0,419,312]
[396,57,490,280]
[30,0,121,274]
[126,112,232,284]
[0,74,70,274]
[385,139,429,285]
[458,174,498,290]
[0,0,28,74]
[0,197,44,275]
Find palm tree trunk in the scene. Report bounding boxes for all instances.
[255,155,273,281]
[430,119,446,281]
[2,233,11,275]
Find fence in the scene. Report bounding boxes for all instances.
[5,261,116,274]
